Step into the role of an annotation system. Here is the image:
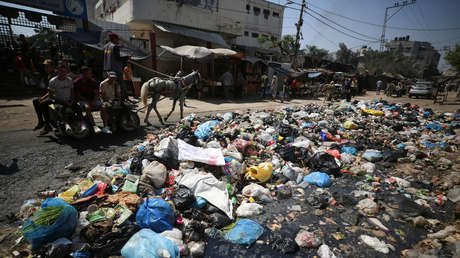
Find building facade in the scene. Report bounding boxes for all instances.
[385,36,440,70]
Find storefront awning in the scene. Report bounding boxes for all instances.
[153,22,230,48]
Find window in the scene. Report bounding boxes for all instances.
[263,9,270,19]
[244,31,249,36]
[246,4,250,13]
[253,7,260,16]
[273,11,280,17]
[251,32,259,38]
[271,36,278,41]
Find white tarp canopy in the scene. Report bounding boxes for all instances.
[160,45,237,60]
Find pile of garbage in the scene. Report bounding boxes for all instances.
[9,99,460,257]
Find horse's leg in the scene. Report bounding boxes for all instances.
[179,96,185,119]
[165,98,177,121]
[152,95,164,125]
[144,100,153,125]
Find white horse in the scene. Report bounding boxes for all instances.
[140,70,200,125]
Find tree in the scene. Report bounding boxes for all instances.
[335,43,358,66]
[358,49,418,78]
[258,34,297,62]
[304,45,329,68]
[444,44,460,71]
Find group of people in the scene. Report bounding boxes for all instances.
[32,32,131,136]
[324,77,357,102]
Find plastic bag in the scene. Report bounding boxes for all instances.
[295,230,321,248]
[172,186,194,211]
[242,183,273,203]
[22,198,78,249]
[224,158,245,180]
[209,212,232,228]
[141,160,167,188]
[236,202,263,217]
[317,244,337,258]
[194,120,220,139]
[361,109,384,116]
[225,219,264,247]
[136,198,175,233]
[154,137,180,170]
[308,152,341,176]
[359,235,393,254]
[178,139,225,166]
[343,121,358,130]
[362,149,383,162]
[341,146,357,155]
[303,172,332,188]
[121,228,180,258]
[245,162,273,183]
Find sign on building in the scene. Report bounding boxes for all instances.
[5,0,87,19]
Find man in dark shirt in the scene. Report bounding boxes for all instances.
[103,32,129,99]
[74,66,111,134]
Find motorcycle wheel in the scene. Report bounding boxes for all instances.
[71,120,91,139]
[119,111,140,132]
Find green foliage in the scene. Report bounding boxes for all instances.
[444,44,460,71]
[258,34,297,61]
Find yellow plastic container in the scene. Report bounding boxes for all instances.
[245,162,273,183]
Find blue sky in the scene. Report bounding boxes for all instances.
[3,0,459,70]
[271,0,460,70]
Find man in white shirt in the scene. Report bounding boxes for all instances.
[376,80,383,95]
[271,72,279,102]
[39,64,76,135]
[219,69,233,100]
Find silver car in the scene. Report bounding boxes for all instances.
[408,82,434,99]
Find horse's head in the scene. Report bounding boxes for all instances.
[182,70,201,88]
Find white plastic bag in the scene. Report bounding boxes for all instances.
[178,139,225,166]
[141,160,167,188]
[236,202,263,217]
[242,183,273,203]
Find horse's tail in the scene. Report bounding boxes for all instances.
[140,80,150,106]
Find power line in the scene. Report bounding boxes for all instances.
[303,19,337,47]
[304,10,379,43]
[307,2,460,32]
[307,7,378,40]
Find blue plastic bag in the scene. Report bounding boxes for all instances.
[81,183,99,198]
[136,198,175,233]
[341,146,357,155]
[121,228,180,258]
[396,143,406,149]
[425,123,442,131]
[194,120,220,139]
[192,196,207,209]
[303,172,332,188]
[225,219,264,247]
[22,198,78,249]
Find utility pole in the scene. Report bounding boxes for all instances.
[380,0,416,51]
[292,0,306,68]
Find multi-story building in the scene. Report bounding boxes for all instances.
[385,36,440,70]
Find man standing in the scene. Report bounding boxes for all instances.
[74,66,111,134]
[103,32,128,99]
[271,72,279,102]
[32,59,56,131]
[260,73,268,99]
[376,79,383,95]
[219,69,233,100]
[100,72,121,112]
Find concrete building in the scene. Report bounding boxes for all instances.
[385,36,440,70]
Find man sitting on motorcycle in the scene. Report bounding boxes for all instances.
[100,71,121,119]
[38,64,77,135]
[74,66,111,134]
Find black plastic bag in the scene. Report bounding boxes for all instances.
[308,152,341,176]
[306,190,329,209]
[382,149,407,162]
[172,187,194,211]
[209,212,232,228]
[184,220,205,242]
[177,127,199,146]
[91,224,140,257]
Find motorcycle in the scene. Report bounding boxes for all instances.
[106,99,140,133]
[47,103,91,139]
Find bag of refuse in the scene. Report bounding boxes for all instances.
[154,137,180,170]
[225,219,264,247]
[382,149,407,162]
[91,223,140,257]
[172,186,194,211]
[236,202,263,217]
[177,127,199,146]
[121,228,180,258]
[245,162,273,183]
[269,232,299,254]
[242,183,273,203]
[141,160,167,188]
[224,158,245,180]
[209,212,232,228]
[303,172,332,188]
[178,139,225,166]
[45,237,72,258]
[341,146,357,155]
[362,149,383,162]
[194,120,220,139]
[361,109,384,116]
[308,152,341,176]
[178,171,233,219]
[343,120,358,130]
[21,198,78,249]
[136,198,175,233]
[160,228,185,253]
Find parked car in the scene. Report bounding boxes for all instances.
[408,81,434,99]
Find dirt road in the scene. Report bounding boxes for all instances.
[0,92,458,222]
